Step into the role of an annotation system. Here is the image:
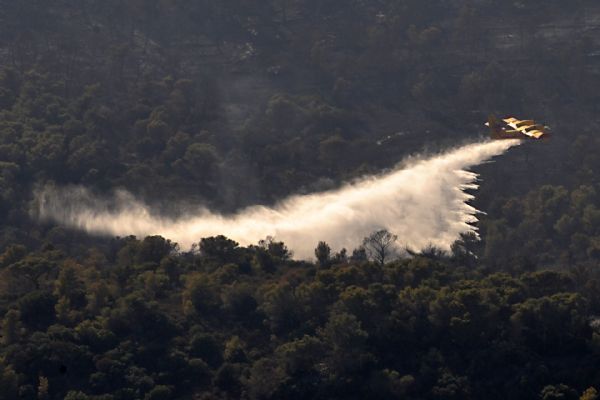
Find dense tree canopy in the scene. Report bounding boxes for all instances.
[1,236,600,399]
[0,0,600,399]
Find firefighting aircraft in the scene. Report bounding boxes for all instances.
[485,115,550,140]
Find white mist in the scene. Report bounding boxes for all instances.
[35,140,519,259]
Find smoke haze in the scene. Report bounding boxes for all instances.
[35,140,519,259]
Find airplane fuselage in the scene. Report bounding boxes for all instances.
[486,116,550,140]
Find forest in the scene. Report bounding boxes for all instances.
[1,1,600,399]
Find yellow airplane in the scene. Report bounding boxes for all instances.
[485,115,550,140]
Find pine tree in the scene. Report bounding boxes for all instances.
[2,310,19,345]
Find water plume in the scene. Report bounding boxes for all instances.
[35,139,519,259]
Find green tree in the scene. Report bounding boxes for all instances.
[8,256,56,291]
[224,336,247,363]
[174,143,219,182]
[63,391,90,400]
[260,283,303,334]
[137,236,177,264]
[275,335,326,376]
[54,260,86,308]
[0,366,18,400]
[18,291,56,331]
[0,244,26,267]
[314,241,331,268]
[199,235,240,264]
[222,283,257,318]
[145,385,172,400]
[37,375,49,400]
[2,309,20,345]
[190,333,223,367]
[183,273,221,315]
[247,358,288,400]
[319,312,372,375]
[511,293,589,354]
[581,387,599,400]
[540,384,578,400]
[213,363,241,395]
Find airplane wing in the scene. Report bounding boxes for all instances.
[517,125,535,131]
[503,117,525,130]
[507,121,520,130]
[508,119,542,134]
[523,130,545,139]
[491,116,549,140]
[503,117,519,128]
[516,120,535,126]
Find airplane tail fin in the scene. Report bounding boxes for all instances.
[486,115,501,139]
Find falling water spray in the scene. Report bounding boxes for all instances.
[35,139,519,259]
